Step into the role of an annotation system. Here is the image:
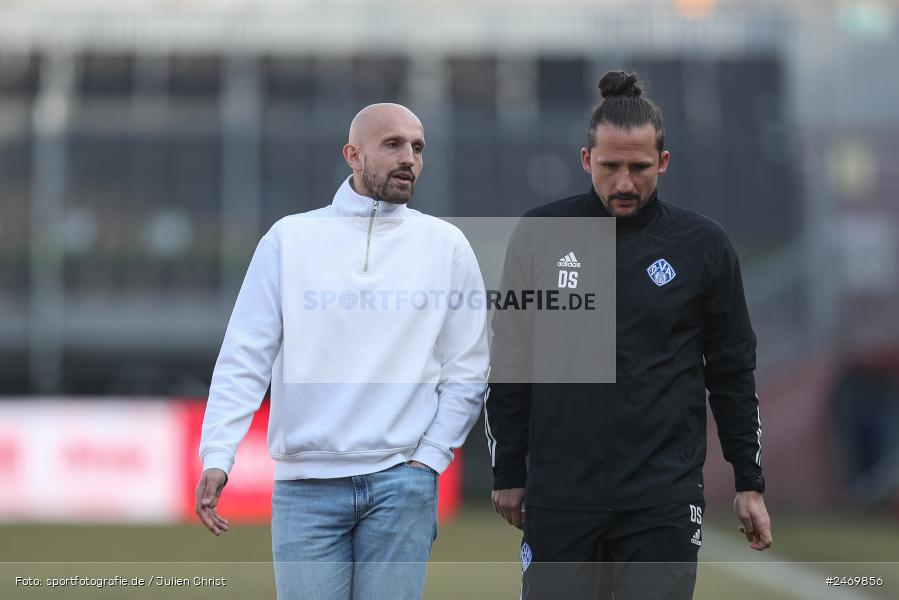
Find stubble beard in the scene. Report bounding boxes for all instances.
[602,196,642,218]
[362,161,414,204]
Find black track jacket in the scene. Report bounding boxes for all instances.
[485,188,764,511]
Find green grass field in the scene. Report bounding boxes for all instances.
[1,507,897,599]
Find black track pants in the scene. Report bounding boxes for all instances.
[520,500,704,600]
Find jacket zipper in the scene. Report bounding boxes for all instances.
[603,390,611,510]
[363,199,379,272]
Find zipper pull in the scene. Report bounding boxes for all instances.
[363,199,379,272]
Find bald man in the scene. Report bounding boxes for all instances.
[345,103,423,205]
[195,104,490,600]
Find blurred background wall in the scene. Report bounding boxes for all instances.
[1,0,898,517]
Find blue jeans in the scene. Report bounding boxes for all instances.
[271,463,439,600]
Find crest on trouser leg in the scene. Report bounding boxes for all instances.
[520,542,532,571]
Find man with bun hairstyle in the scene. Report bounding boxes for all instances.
[486,71,771,599]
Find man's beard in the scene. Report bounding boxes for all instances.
[602,192,645,218]
[362,162,415,204]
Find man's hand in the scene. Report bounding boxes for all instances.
[491,487,526,530]
[195,468,230,536]
[734,491,772,551]
[406,460,431,470]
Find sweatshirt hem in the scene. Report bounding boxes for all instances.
[272,446,417,480]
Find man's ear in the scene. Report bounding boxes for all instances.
[658,150,670,175]
[580,147,592,174]
[343,143,362,171]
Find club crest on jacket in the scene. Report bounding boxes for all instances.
[646,258,677,287]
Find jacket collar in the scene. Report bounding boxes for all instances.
[331,176,410,220]
[586,186,660,233]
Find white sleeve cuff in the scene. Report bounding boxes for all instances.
[410,438,455,475]
[201,449,234,475]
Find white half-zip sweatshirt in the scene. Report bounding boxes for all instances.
[199,177,489,479]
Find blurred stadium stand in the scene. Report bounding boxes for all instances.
[1,0,898,510]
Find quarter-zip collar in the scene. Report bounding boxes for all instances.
[331,176,410,273]
[331,175,410,226]
[585,186,660,234]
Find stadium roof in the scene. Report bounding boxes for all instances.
[0,0,793,55]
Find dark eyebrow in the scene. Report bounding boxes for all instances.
[599,160,653,168]
[383,135,425,148]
